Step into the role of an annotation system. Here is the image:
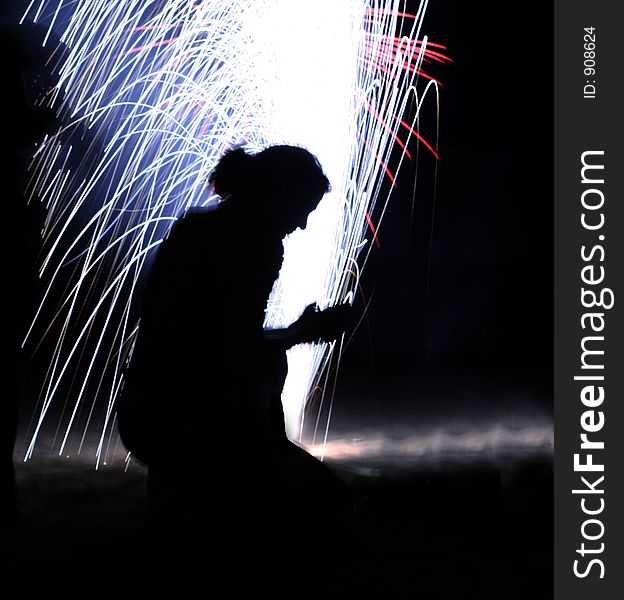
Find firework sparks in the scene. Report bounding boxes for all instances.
[20,0,448,464]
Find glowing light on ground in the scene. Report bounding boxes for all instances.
[306,423,554,466]
[20,0,448,464]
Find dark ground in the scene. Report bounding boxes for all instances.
[5,419,552,598]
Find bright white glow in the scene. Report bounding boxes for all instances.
[21,0,443,462]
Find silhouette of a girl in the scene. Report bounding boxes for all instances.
[119,146,351,568]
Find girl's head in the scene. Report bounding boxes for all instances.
[209,145,330,234]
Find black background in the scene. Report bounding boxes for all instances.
[334,0,552,422]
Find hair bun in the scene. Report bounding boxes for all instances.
[208,147,253,199]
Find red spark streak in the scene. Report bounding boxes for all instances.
[370,57,442,87]
[124,37,178,56]
[366,32,449,52]
[127,24,183,32]
[366,101,411,160]
[365,210,381,248]
[365,8,418,19]
[364,35,452,66]
[398,119,440,160]
[198,116,213,138]
[383,37,452,64]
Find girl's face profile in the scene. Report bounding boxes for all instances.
[284,191,323,234]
